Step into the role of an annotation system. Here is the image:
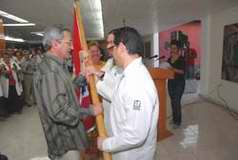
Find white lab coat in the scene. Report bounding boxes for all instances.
[0,60,23,98]
[0,59,4,97]
[0,80,3,97]
[102,57,159,160]
[96,58,123,135]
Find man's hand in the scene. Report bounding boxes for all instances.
[97,137,106,151]
[84,66,105,80]
[81,65,96,82]
[91,103,103,116]
[84,66,97,76]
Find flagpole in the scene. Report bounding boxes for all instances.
[0,19,6,55]
[74,1,112,160]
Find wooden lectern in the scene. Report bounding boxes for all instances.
[148,68,174,141]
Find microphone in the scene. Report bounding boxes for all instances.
[148,55,158,59]
[156,55,165,60]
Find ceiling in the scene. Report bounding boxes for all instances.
[0,0,74,42]
[102,0,238,35]
[0,0,104,42]
[1,0,238,43]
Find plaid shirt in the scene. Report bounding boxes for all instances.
[33,53,93,159]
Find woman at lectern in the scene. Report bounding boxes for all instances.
[167,40,185,128]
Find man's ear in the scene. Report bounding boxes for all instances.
[51,40,59,49]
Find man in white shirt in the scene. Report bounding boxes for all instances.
[95,31,123,136]
[97,27,159,160]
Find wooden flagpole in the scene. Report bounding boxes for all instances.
[0,19,6,55]
[74,1,112,160]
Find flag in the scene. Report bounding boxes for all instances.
[0,19,6,55]
[73,1,112,159]
[72,5,95,132]
[72,9,81,76]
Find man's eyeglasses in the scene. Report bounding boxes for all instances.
[107,45,115,51]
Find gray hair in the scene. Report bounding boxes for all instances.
[42,25,70,50]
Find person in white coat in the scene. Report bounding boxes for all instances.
[0,57,8,118]
[1,54,23,114]
[97,27,159,160]
[94,31,123,136]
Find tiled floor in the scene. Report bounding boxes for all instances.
[0,106,48,160]
[156,100,238,160]
[0,98,238,160]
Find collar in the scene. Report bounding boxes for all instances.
[123,57,142,76]
[45,52,64,65]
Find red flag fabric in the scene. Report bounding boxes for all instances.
[72,9,81,76]
[72,7,95,132]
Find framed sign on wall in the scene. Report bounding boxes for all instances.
[222,23,238,83]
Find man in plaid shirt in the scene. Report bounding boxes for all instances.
[33,26,101,160]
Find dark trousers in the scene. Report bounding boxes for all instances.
[6,85,23,114]
[168,79,185,125]
[0,97,7,117]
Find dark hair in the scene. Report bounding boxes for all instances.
[0,153,8,160]
[170,40,180,48]
[109,27,144,56]
[108,28,116,35]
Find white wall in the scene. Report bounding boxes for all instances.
[200,6,238,112]
[143,33,159,67]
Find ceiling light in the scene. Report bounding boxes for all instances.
[3,23,35,27]
[0,33,4,40]
[0,10,28,23]
[4,36,25,42]
[31,32,44,37]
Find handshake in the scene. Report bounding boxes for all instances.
[81,65,105,81]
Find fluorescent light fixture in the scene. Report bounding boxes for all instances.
[0,10,28,23]
[4,36,25,42]
[94,0,102,11]
[3,23,35,27]
[94,0,104,38]
[0,33,4,40]
[31,32,44,37]
[35,33,44,36]
[88,0,104,38]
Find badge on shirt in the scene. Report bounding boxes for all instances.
[133,100,141,111]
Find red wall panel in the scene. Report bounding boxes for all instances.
[159,21,201,65]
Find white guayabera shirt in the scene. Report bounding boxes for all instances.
[102,57,159,160]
